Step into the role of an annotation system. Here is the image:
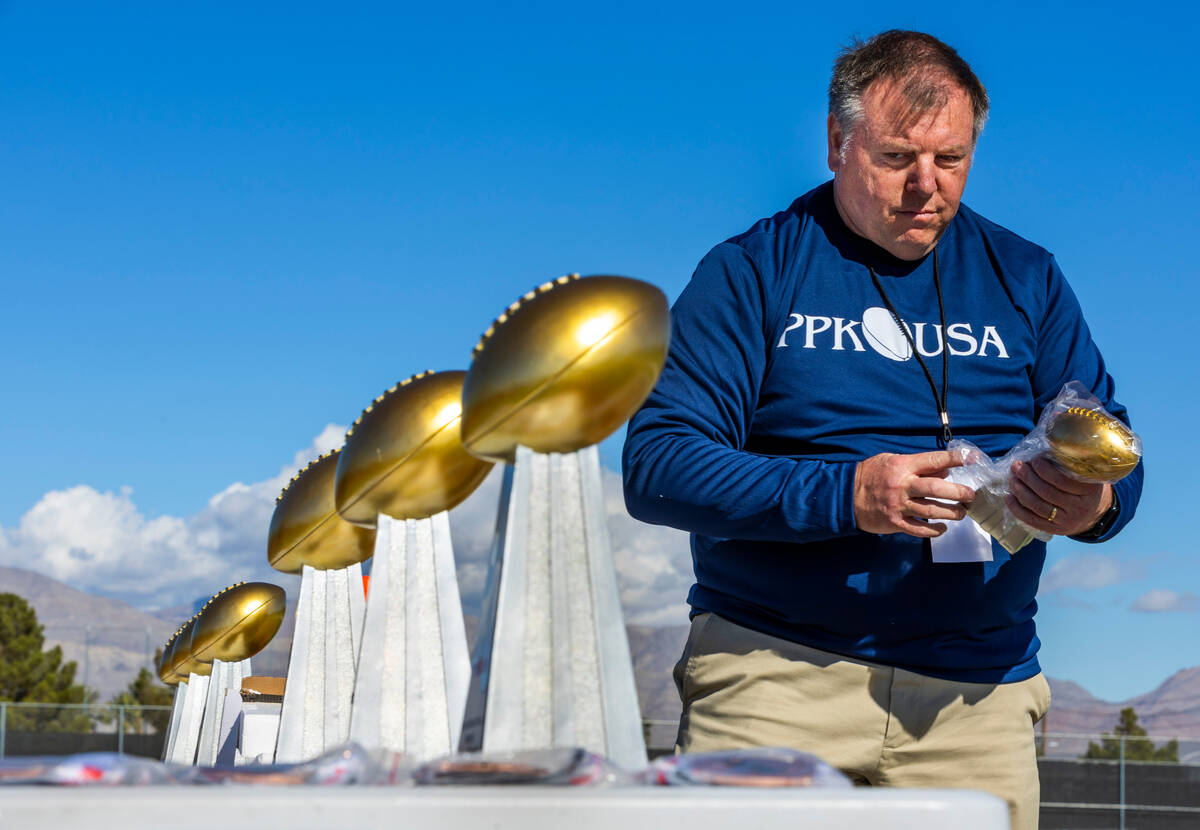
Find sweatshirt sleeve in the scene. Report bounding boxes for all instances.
[1032,256,1144,542]
[622,242,860,543]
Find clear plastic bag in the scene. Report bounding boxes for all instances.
[413,746,632,786]
[641,747,851,788]
[177,743,410,785]
[948,382,1142,553]
[0,752,173,786]
[0,744,416,787]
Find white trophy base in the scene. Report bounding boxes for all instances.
[348,512,470,760]
[166,672,210,765]
[274,563,366,763]
[161,681,188,762]
[461,445,647,769]
[195,658,251,766]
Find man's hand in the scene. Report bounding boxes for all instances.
[1007,456,1111,536]
[854,451,975,537]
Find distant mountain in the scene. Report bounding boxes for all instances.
[1046,669,1200,739]
[0,566,299,700]
[1128,667,1200,733]
[147,601,206,625]
[0,566,176,699]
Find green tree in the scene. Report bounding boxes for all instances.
[109,659,175,734]
[0,593,96,732]
[1083,707,1179,763]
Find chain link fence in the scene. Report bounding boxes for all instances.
[0,702,172,759]
[1037,731,1200,830]
[643,720,1200,829]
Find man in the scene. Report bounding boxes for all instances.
[622,30,1142,830]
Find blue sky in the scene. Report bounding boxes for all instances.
[0,1,1196,702]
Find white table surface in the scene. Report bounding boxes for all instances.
[0,786,1009,829]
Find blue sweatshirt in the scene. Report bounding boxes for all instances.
[622,181,1143,683]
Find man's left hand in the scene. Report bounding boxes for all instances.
[1007,456,1111,536]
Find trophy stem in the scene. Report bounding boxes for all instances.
[195,658,251,766]
[348,512,470,759]
[167,672,210,764]
[162,681,187,762]
[213,681,245,765]
[275,563,365,763]
[460,445,647,769]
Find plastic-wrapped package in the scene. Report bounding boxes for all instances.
[178,743,410,786]
[414,747,632,786]
[948,441,1048,554]
[0,758,55,784]
[949,381,1142,554]
[49,752,175,785]
[642,747,852,788]
[0,745,413,787]
[0,753,173,786]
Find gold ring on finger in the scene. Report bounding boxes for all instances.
[1048,506,1059,523]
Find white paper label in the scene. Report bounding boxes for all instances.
[930,513,994,563]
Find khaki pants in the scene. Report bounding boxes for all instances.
[675,613,1051,830]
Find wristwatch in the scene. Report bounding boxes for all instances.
[1070,490,1121,541]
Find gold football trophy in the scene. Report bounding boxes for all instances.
[961,402,1141,553]
[334,370,492,759]
[159,614,208,764]
[458,274,669,770]
[268,450,376,572]
[1046,407,1140,481]
[335,370,493,525]
[461,274,670,461]
[158,616,206,686]
[159,583,286,765]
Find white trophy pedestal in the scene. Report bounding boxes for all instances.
[162,681,188,762]
[195,658,251,766]
[348,512,470,760]
[274,563,366,763]
[461,444,647,769]
[214,688,244,765]
[238,701,282,765]
[166,672,210,765]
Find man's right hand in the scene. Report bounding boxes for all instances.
[853,451,975,537]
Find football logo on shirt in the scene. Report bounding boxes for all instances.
[861,307,912,361]
[776,307,1009,359]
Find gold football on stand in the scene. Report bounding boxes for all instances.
[163,615,213,684]
[160,619,193,684]
[189,582,286,664]
[267,449,377,573]
[157,627,185,685]
[461,274,671,462]
[1046,406,1141,482]
[335,370,494,527]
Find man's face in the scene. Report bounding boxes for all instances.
[827,76,975,261]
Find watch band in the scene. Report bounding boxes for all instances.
[1070,490,1121,541]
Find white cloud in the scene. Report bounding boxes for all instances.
[0,429,695,628]
[0,425,348,610]
[1130,589,1199,613]
[1040,553,1143,593]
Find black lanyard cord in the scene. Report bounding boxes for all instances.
[867,247,953,445]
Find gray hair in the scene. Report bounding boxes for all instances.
[829,30,989,145]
